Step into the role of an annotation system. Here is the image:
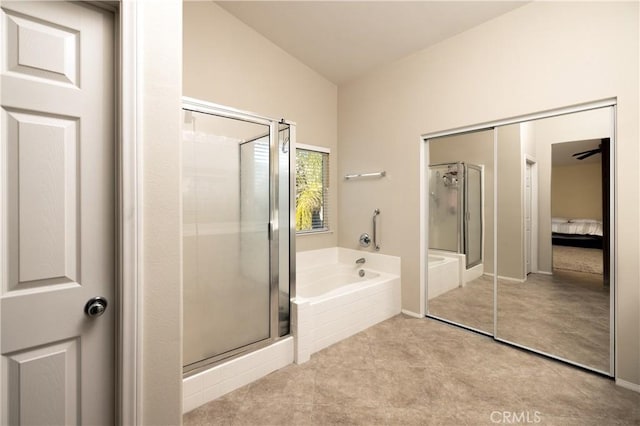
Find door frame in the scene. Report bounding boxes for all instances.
[523,156,538,276]
[115,1,141,424]
[84,2,142,422]
[464,163,484,269]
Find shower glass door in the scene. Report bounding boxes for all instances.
[183,108,272,371]
[278,123,292,337]
[428,163,462,253]
[465,164,483,268]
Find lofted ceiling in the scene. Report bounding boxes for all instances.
[216,1,528,85]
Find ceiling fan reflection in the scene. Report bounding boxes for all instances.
[572,144,602,160]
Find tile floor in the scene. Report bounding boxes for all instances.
[183,315,639,425]
[497,270,609,372]
[429,268,609,372]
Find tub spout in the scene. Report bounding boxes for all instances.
[356,257,366,265]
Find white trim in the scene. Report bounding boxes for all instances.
[522,152,528,277]
[401,309,423,319]
[493,128,498,336]
[0,9,5,424]
[419,136,427,317]
[182,96,295,126]
[524,156,539,274]
[479,164,486,272]
[118,1,141,424]
[495,337,611,376]
[428,315,493,337]
[615,379,640,393]
[296,230,333,236]
[610,105,617,378]
[296,143,330,154]
[421,98,617,141]
[484,272,527,283]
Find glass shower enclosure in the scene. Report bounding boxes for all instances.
[429,162,483,268]
[182,98,295,374]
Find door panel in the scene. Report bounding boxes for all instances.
[427,129,495,336]
[5,110,79,289]
[496,107,613,375]
[182,110,271,370]
[1,2,114,424]
[428,163,461,253]
[6,339,78,426]
[3,7,79,85]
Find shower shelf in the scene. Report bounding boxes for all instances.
[344,171,386,180]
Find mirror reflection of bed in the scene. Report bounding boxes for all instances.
[552,219,603,275]
[551,138,606,279]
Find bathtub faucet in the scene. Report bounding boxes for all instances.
[355,257,366,265]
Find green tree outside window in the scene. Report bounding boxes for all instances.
[296,149,328,232]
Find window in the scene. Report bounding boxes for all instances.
[296,144,330,233]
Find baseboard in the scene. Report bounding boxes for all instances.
[616,378,640,393]
[501,276,525,283]
[536,270,553,276]
[483,272,526,283]
[401,309,423,318]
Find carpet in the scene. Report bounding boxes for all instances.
[553,245,603,275]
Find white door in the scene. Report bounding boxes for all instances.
[525,162,532,275]
[1,2,114,424]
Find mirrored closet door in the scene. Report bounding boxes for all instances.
[495,106,614,374]
[425,129,495,335]
[423,102,614,376]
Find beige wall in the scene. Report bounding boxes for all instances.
[338,1,639,386]
[183,1,338,252]
[552,163,602,220]
[496,124,525,280]
[139,0,183,423]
